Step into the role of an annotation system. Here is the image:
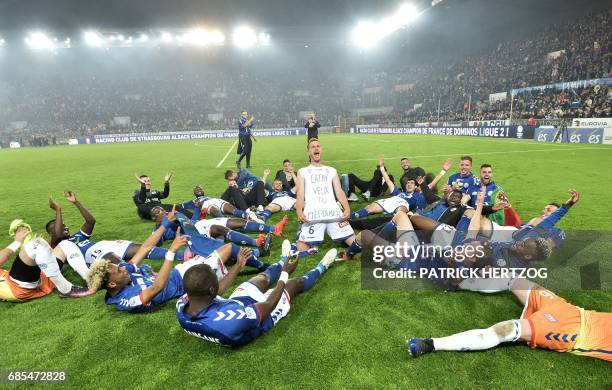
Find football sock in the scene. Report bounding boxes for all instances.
[226,230,258,246]
[433,320,521,351]
[244,221,273,233]
[351,209,369,220]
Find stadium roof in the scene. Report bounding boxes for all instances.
[0,0,609,61]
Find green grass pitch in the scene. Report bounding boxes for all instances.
[0,134,610,389]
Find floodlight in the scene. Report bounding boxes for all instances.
[232,26,257,48]
[84,31,104,47]
[25,32,55,50]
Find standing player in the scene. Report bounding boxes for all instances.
[408,278,611,362]
[305,112,321,141]
[351,156,426,220]
[295,138,362,259]
[175,240,338,347]
[236,110,256,169]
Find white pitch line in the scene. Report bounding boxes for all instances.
[194,142,233,148]
[323,146,609,164]
[216,140,238,168]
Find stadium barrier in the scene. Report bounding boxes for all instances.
[570,118,612,145]
[534,127,604,144]
[69,128,306,145]
[353,125,536,139]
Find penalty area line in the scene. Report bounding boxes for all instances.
[216,140,238,168]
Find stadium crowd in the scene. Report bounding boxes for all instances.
[0,10,610,143]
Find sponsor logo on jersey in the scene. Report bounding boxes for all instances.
[543,313,558,323]
[245,306,257,319]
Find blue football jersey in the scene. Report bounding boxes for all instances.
[512,205,568,247]
[389,189,426,211]
[67,230,96,256]
[104,262,184,313]
[176,294,274,347]
[238,117,253,136]
[447,172,479,193]
[266,190,296,203]
[466,181,500,206]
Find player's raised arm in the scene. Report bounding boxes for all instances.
[48,196,64,247]
[535,188,580,229]
[262,168,270,184]
[378,155,396,193]
[64,190,96,235]
[1,226,29,267]
[139,230,188,305]
[217,247,250,295]
[429,158,453,189]
[466,186,485,240]
[130,206,177,265]
[289,167,298,193]
[295,170,308,223]
[161,172,172,199]
[332,173,351,221]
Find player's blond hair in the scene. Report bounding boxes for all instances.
[533,238,553,261]
[87,260,110,291]
[307,137,319,148]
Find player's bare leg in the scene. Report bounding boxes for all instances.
[209,225,231,239]
[265,203,281,214]
[222,203,236,215]
[477,215,494,238]
[409,214,440,231]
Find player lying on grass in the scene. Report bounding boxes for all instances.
[295,138,362,260]
[1,220,92,301]
[408,277,612,362]
[87,222,258,313]
[132,172,192,219]
[180,185,259,222]
[358,200,552,286]
[152,204,271,259]
[47,192,185,283]
[159,210,273,269]
[176,240,338,347]
[150,204,287,251]
[409,190,553,270]
[350,155,426,220]
[258,176,297,221]
[477,189,580,248]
